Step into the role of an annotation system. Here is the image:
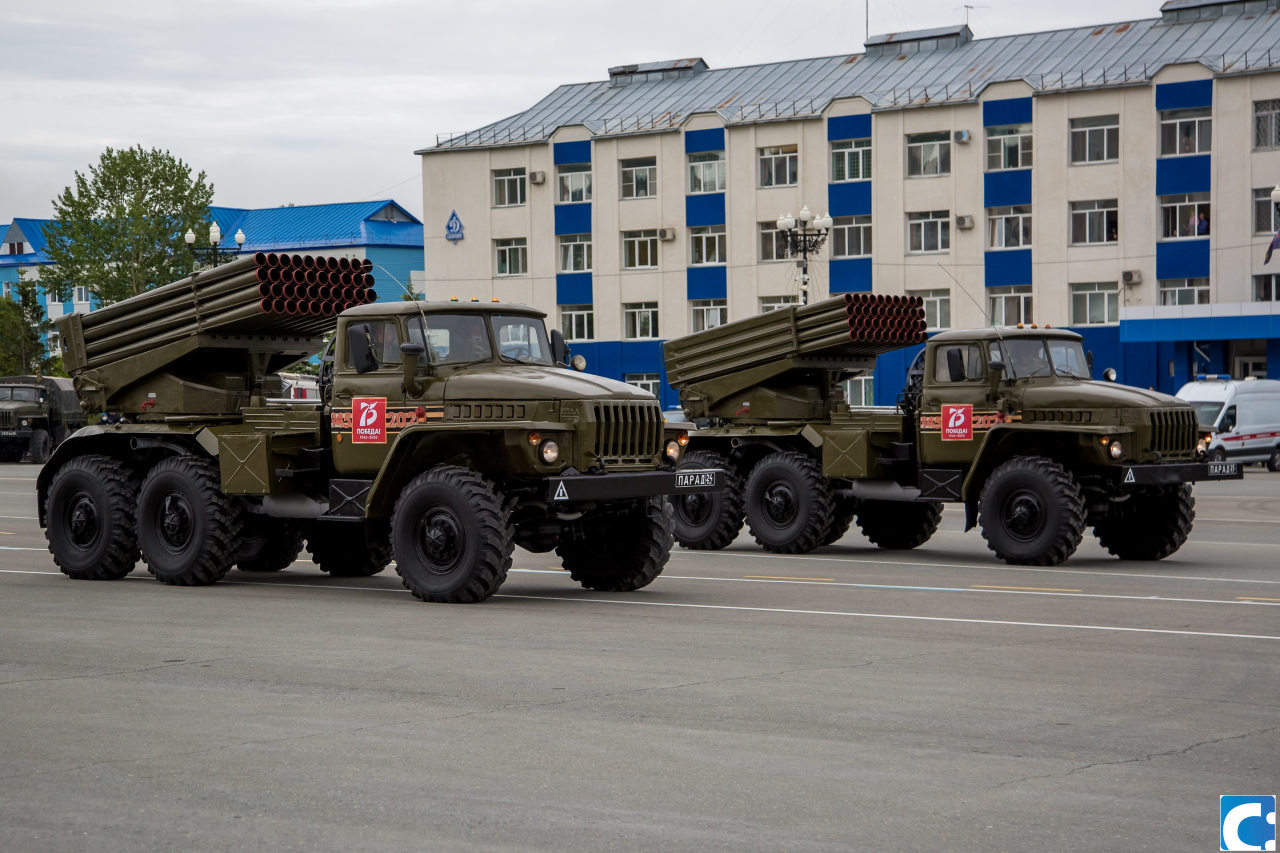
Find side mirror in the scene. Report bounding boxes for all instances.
[550,328,568,367]
[987,360,1005,403]
[946,347,965,383]
[1086,350,1094,376]
[400,342,425,396]
[1103,367,1117,382]
[571,354,587,372]
[346,324,378,374]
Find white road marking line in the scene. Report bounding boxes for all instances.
[0,516,37,520]
[0,546,47,551]
[495,594,1280,642]
[1197,517,1280,525]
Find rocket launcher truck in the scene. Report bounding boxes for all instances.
[38,251,721,602]
[663,293,1242,566]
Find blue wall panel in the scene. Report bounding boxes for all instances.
[554,203,592,235]
[553,140,591,165]
[873,343,926,407]
[827,114,871,141]
[828,181,871,217]
[569,340,679,409]
[684,128,725,154]
[1155,239,1210,279]
[984,169,1032,207]
[686,265,727,300]
[1269,339,1280,380]
[984,249,1032,287]
[1155,154,1211,195]
[365,247,424,302]
[983,97,1032,127]
[1120,313,1280,343]
[1155,79,1213,111]
[1067,325,1121,381]
[685,193,726,227]
[829,258,872,293]
[555,273,592,305]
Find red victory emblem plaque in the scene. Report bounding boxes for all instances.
[352,397,387,443]
[941,403,973,441]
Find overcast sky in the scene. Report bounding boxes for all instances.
[2,0,1162,226]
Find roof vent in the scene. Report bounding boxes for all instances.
[1159,0,1262,23]
[607,58,708,86]
[865,24,972,58]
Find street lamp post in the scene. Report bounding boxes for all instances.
[776,205,834,305]
[185,221,246,268]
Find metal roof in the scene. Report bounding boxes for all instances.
[866,25,971,46]
[206,200,423,252]
[421,0,1280,154]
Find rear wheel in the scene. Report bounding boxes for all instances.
[237,516,305,572]
[44,455,140,580]
[28,429,51,464]
[1093,485,1195,561]
[672,450,744,550]
[558,497,673,591]
[743,452,834,554]
[307,521,393,578]
[978,457,1085,566]
[138,455,243,585]
[855,500,943,550]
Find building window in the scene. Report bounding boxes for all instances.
[74,285,90,305]
[986,123,1033,171]
[625,373,661,395]
[690,225,726,265]
[1159,278,1209,306]
[493,168,526,207]
[557,163,592,203]
[845,373,875,406]
[1254,188,1279,234]
[1159,108,1211,157]
[831,215,872,257]
[494,238,527,276]
[558,233,592,272]
[622,229,658,269]
[909,288,950,330]
[1069,115,1119,163]
[7,242,25,255]
[759,223,789,262]
[906,132,951,177]
[759,145,798,187]
[760,295,799,313]
[831,139,871,182]
[691,299,728,332]
[1070,282,1119,325]
[1160,193,1210,240]
[560,305,594,341]
[621,157,657,199]
[624,302,659,339]
[1254,275,1280,302]
[688,151,726,194]
[988,205,1032,249]
[1070,200,1118,245]
[989,285,1032,326]
[908,210,950,253]
[1255,100,1280,150]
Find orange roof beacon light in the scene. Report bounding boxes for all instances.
[471,296,480,302]
[449,296,459,301]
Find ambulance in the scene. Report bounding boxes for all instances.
[1176,376,1280,471]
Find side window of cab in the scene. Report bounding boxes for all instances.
[931,343,986,383]
[343,319,402,370]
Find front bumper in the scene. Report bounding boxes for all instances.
[1114,461,1244,485]
[547,468,723,503]
[0,429,33,440]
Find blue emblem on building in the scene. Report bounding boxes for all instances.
[445,210,465,244]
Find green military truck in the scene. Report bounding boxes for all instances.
[0,376,86,463]
[664,294,1240,566]
[38,252,720,602]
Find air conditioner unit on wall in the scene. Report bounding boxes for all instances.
[955,215,975,230]
[658,228,677,241]
[1122,270,1142,285]
[529,170,546,184]
[953,130,971,143]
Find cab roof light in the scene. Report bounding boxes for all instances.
[449,296,459,301]
[492,297,500,302]
[471,296,480,302]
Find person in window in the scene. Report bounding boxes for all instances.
[1197,211,1209,235]
[1180,128,1196,154]
[1108,224,1117,242]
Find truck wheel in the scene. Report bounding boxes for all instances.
[743,452,834,554]
[237,516,305,572]
[558,497,673,591]
[978,457,1085,566]
[137,455,244,586]
[306,521,393,578]
[672,450,744,550]
[1268,448,1280,473]
[392,466,513,602]
[855,500,943,549]
[44,454,140,580]
[819,497,859,546]
[1093,485,1195,561]
[28,429,51,465]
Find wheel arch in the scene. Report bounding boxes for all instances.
[366,427,514,518]
[960,427,1098,504]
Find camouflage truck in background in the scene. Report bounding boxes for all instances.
[0,376,86,463]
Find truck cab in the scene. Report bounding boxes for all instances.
[0,376,84,463]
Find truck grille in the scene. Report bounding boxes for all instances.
[1149,407,1198,458]
[593,402,662,466]
[0,412,10,427]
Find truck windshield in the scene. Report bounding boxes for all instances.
[407,314,493,366]
[1189,402,1223,426]
[0,387,39,402]
[1046,340,1090,379]
[492,315,553,365]
[1000,339,1053,379]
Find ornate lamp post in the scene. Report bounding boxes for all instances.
[775,205,834,305]
[184,221,245,268]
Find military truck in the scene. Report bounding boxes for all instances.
[38,252,720,602]
[664,293,1241,566]
[0,376,86,463]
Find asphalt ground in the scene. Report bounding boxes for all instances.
[1,463,1277,852]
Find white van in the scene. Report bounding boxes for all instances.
[1176,376,1280,471]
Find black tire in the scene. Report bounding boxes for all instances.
[1268,448,1280,473]
[855,499,943,550]
[137,455,243,586]
[28,429,51,465]
[818,496,858,546]
[391,466,512,602]
[1209,447,1227,463]
[672,450,744,550]
[307,521,393,578]
[558,497,673,591]
[1093,484,1195,561]
[978,456,1085,566]
[44,454,140,580]
[236,516,305,572]
[743,452,834,554]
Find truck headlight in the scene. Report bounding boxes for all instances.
[665,440,681,462]
[676,430,689,447]
[21,420,28,427]
[539,440,560,464]
[1109,439,1124,460]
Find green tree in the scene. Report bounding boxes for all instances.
[41,146,215,307]
[0,268,61,376]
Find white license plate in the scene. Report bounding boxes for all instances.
[1207,463,1239,477]
[676,472,716,488]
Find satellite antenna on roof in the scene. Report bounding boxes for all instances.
[958,5,989,27]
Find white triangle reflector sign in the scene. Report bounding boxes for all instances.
[554,481,569,501]
[1123,468,1135,484]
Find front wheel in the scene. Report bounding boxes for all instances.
[743,452,834,554]
[1268,448,1280,473]
[1093,485,1195,561]
[44,455,140,579]
[28,429,51,464]
[557,497,673,591]
[978,457,1085,566]
[672,450,744,550]
[138,455,243,585]
[1209,447,1227,463]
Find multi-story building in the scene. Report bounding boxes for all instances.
[417,0,1280,407]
